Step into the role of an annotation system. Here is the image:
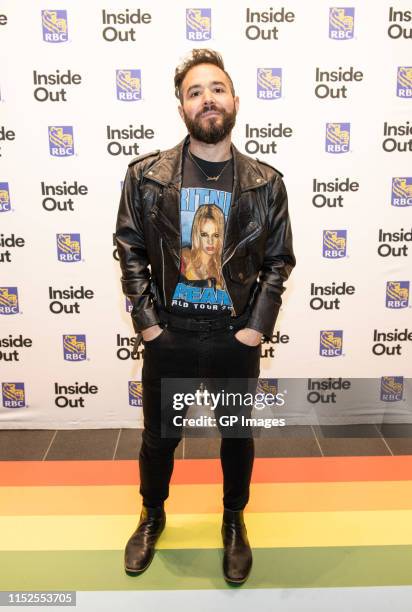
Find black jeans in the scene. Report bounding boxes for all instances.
[139,318,261,511]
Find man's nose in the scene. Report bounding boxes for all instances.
[201,88,216,106]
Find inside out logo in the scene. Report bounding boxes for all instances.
[329,7,355,39]
[186,8,211,40]
[41,10,68,43]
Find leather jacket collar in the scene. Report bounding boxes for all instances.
[142,134,269,193]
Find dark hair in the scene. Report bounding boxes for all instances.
[174,48,235,102]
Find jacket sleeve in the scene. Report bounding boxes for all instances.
[115,165,160,334]
[246,174,296,341]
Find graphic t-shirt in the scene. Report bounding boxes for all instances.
[169,144,234,317]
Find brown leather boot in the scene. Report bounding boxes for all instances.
[124,505,166,575]
[221,508,253,585]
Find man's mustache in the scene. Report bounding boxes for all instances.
[197,106,223,118]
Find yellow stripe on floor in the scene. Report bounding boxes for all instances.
[2,510,412,551]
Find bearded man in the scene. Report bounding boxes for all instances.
[115,48,296,585]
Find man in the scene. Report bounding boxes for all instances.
[115,48,295,585]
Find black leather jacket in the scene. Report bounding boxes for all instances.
[115,135,296,344]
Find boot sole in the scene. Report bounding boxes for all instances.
[223,567,252,586]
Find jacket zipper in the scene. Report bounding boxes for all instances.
[160,236,167,306]
[221,225,262,316]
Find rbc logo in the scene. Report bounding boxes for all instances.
[380,376,403,402]
[0,287,19,315]
[2,383,26,409]
[41,10,68,43]
[392,178,412,207]
[325,123,350,153]
[257,69,282,100]
[255,378,278,407]
[386,281,409,309]
[48,126,74,157]
[57,233,81,262]
[125,297,133,313]
[320,330,343,357]
[0,183,11,212]
[63,334,86,361]
[128,381,143,407]
[186,9,211,40]
[116,70,142,101]
[397,67,412,98]
[329,8,354,39]
[323,230,347,258]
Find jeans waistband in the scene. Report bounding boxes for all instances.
[157,306,250,332]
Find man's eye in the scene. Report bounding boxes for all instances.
[190,91,200,97]
[214,87,224,93]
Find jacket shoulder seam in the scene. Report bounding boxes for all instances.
[128,150,161,168]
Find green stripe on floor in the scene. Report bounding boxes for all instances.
[2,546,412,591]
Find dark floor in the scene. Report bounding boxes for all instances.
[1,424,412,460]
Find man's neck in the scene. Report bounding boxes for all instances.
[188,134,232,162]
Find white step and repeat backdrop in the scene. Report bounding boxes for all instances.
[0,0,411,428]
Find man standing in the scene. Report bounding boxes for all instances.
[115,48,295,584]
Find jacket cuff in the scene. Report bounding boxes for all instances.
[130,298,160,333]
[246,301,281,342]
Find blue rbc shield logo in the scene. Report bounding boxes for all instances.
[129,381,143,407]
[125,297,133,313]
[397,67,412,98]
[329,8,355,39]
[386,281,410,309]
[325,123,350,153]
[41,10,68,43]
[0,287,19,315]
[323,230,347,258]
[48,126,74,157]
[392,178,412,207]
[63,334,86,361]
[255,379,278,408]
[116,70,142,101]
[320,330,343,357]
[257,69,282,100]
[56,233,81,262]
[186,9,211,40]
[0,183,11,212]
[2,383,26,409]
[380,376,404,402]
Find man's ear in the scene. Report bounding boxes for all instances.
[178,105,184,120]
[234,95,239,114]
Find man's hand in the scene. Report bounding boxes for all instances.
[142,324,163,342]
[234,327,262,347]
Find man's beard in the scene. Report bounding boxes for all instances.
[182,104,237,144]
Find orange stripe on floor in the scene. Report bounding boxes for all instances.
[2,480,412,515]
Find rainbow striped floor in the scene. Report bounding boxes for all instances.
[1,456,412,609]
